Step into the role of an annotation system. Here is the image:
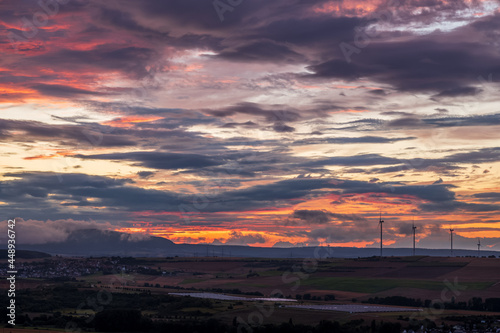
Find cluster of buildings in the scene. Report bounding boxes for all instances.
[0,257,161,279]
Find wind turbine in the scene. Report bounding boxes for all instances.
[477,238,481,258]
[379,212,384,257]
[412,218,417,256]
[449,227,454,256]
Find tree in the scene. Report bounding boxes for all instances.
[94,309,150,332]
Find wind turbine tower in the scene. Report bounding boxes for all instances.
[412,219,417,256]
[379,212,384,257]
[450,228,454,256]
[477,238,481,258]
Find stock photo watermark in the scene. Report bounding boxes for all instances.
[8,0,71,52]
[213,0,244,22]
[236,246,334,333]
[6,219,17,326]
[64,270,129,333]
[409,277,467,324]
[339,0,400,63]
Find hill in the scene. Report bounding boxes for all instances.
[0,249,51,259]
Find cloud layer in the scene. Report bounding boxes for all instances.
[1,0,500,249]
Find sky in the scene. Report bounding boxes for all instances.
[1,0,500,251]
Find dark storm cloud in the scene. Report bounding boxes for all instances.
[304,154,401,167]
[3,0,499,103]
[306,226,373,242]
[216,178,456,209]
[30,84,103,98]
[215,40,305,62]
[470,12,500,36]
[387,117,424,128]
[368,89,387,95]
[0,110,236,153]
[85,103,220,129]
[206,102,301,123]
[207,102,303,132]
[293,136,415,145]
[0,119,135,147]
[0,172,187,220]
[94,0,479,41]
[420,201,500,212]
[92,0,364,64]
[137,171,155,179]
[120,0,359,35]
[424,113,500,127]
[365,163,460,174]
[118,0,246,30]
[272,123,295,133]
[473,192,500,199]
[339,180,457,202]
[218,178,334,205]
[2,172,132,194]
[443,147,500,164]
[432,86,482,98]
[222,231,266,245]
[220,121,258,129]
[75,151,226,170]
[340,113,500,132]
[174,150,309,178]
[0,173,327,218]
[292,209,332,224]
[29,45,159,79]
[305,39,500,95]
[343,147,500,174]
[253,16,363,48]
[218,176,500,213]
[97,6,224,50]
[98,7,165,36]
[288,209,367,225]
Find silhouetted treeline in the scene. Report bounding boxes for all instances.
[3,309,428,333]
[0,284,215,314]
[97,314,402,333]
[295,293,335,301]
[365,296,425,307]
[94,309,151,332]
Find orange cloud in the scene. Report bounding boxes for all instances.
[23,151,73,160]
[102,116,164,128]
[313,0,379,16]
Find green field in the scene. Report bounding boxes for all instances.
[179,278,209,285]
[300,277,494,293]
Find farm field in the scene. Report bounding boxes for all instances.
[2,255,500,332]
[76,256,500,302]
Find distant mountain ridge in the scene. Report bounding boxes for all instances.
[19,228,500,258]
[20,229,174,257]
[0,249,51,259]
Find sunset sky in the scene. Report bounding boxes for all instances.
[1,0,500,250]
